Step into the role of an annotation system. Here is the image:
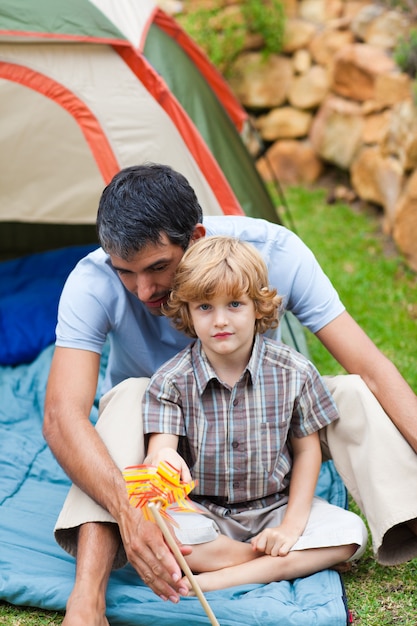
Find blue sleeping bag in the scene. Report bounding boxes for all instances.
[0,247,350,625]
[0,245,97,365]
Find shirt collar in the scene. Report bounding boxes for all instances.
[191,334,266,394]
[246,333,266,386]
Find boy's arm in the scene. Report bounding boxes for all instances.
[280,431,322,536]
[145,433,192,484]
[251,431,321,556]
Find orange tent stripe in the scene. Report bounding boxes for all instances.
[0,61,119,183]
[0,30,129,46]
[115,46,244,217]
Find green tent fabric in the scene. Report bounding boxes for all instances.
[0,0,126,40]
[144,24,276,221]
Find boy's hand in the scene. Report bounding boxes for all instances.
[144,447,192,484]
[251,525,299,557]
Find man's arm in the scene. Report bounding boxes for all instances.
[316,310,417,452]
[44,346,132,516]
[43,347,188,600]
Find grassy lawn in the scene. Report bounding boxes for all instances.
[0,605,63,625]
[283,185,417,390]
[283,184,417,625]
[1,185,416,624]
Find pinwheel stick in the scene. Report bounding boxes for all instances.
[123,462,220,625]
[147,501,220,626]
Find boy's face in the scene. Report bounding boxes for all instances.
[188,293,262,363]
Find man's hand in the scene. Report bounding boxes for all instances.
[118,504,192,602]
[251,525,299,557]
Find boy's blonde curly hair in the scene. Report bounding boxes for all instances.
[164,235,282,338]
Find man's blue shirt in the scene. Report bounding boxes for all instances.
[56,215,344,392]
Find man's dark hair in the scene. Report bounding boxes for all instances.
[96,163,203,259]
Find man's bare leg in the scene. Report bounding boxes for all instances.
[63,522,119,626]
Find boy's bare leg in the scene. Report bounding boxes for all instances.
[184,544,357,592]
[62,522,119,626]
[185,535,258,573]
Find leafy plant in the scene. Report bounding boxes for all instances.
[394,28,417,77]
[177,1,285,75]
[177,6,244,73]
[241,0,285,56]
[393,28,417,104]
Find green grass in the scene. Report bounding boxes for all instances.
[344,501,417,625]
[0,604,63,625]
[283,186,417,391]
[281,185,417,624]
[1,186,416,625]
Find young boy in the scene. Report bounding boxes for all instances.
[143,236,367,592]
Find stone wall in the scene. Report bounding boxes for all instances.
[163,0,417,271]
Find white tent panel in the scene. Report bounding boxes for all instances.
[0,78,103,223]
[0,42,225,223]
[89,0,156,48]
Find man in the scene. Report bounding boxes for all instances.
[43,163,417,626]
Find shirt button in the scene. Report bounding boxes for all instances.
[232,441,239,449]
[233,481,240,488]
[233,398,239,406]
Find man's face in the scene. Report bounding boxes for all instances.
[110,234,186,315]
[110,226,205,315]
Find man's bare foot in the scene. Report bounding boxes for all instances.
[62,589,109,626]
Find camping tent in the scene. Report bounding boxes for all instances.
[0,0,279,258]
[0,0,309,358]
